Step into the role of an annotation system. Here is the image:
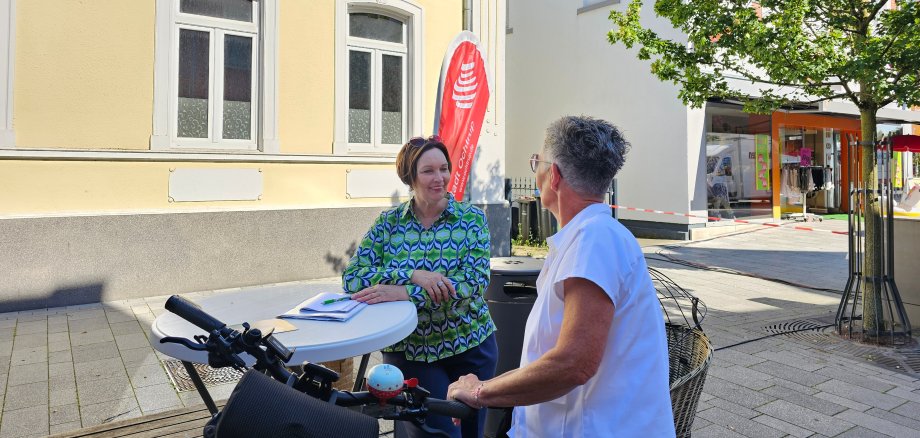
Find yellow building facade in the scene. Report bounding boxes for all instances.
[0,0,508,311]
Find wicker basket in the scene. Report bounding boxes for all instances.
[650,267,712,437]
[666,323,713,438]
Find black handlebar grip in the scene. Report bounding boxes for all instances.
[165,295,226,333]
[332,391,379,408]
[425,399,476,420]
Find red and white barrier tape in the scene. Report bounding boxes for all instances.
[610,204,849,235]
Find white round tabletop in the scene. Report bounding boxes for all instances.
[149,281,417,365]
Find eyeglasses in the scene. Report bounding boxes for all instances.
[529,153,553,173]
[408,135,442,148]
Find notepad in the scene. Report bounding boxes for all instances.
[278,292,367,322]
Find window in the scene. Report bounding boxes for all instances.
[153,0,279,151]
[335,1,422,155]
[348,13,407,147]
[577,0,619,14]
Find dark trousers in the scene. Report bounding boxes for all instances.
[384,334,498,438]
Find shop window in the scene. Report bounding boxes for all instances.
[779,127,842,217]
[704,104,773,220]
[877,124,910,201]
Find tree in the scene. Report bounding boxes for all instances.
[608,0,920,334]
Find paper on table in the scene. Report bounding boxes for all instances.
[278,292,367,322]
[299,292,361,313]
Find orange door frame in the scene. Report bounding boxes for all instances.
[771,112,861,219]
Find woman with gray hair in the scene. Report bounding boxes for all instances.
[448,116,674,437]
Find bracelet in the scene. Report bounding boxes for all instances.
[473,383,485,409]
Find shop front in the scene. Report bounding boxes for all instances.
[890,134,920,329]
[880,128,918,215]
[703,103,774,220]
[771,112,861,218]
[703,104,917,223]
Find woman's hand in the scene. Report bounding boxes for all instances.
[352,284,409,304]
[410,270,457,304]
[447,374,485,425]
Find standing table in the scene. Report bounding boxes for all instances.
[149,281,417,414]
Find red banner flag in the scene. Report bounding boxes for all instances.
[434,31,491,200]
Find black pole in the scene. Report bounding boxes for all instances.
[612,178,618,220]
[182,361,219,416]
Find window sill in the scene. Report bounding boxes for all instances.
[0,148,397,164]
[576,0,620,15]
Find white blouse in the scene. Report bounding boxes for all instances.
[509,203,675,438]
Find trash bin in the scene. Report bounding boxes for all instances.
[510,204,519,240]
[484,256,544,438]
[516,198,539,241]
[534,197,558,241]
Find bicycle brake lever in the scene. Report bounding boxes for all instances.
[160,336,208,351]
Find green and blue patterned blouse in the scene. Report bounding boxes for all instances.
[342,193,495,363]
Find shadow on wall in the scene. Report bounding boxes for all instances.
[469,151,505,203]
[0,282,105,314]
[323,189,403,277]
[324,241,358,277]
[469,151,511,256]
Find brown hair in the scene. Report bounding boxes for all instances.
[395,140,452,187]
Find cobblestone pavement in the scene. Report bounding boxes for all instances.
[1,217,918,437]
[645,219,920,438]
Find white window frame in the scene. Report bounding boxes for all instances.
[577,0,619,15]
[0,0,15,148]
[334,0,423,156]
[378,50,409,147]
[152,0,279,152]
[347,29,409,151]
[506,0,512,34]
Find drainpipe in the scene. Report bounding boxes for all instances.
[463,0,472,31]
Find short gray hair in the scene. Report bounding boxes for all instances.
[543,116,630,196]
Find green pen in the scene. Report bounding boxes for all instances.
[322,297,351,305]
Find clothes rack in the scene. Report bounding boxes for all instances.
[783,165,828,222]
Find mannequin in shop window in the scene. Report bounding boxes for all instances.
[707,159,735,219]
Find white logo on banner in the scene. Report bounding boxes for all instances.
[452,62,478,109]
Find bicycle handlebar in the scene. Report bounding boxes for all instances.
[163,295,295,383]
[160,294,476,422]
[424,398,477,419]
[165,295,226,333]
[335,390,475,419]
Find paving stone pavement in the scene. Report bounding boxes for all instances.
[645,219,920,438]
[0,218,918,437]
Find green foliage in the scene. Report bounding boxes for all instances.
[608,0,920,329]
[511,224,547,248]
[608,0,920,114]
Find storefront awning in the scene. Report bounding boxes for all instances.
[817,101,920,124]
[891,135,920,152]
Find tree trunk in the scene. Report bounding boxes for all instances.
[860,108,884,333]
